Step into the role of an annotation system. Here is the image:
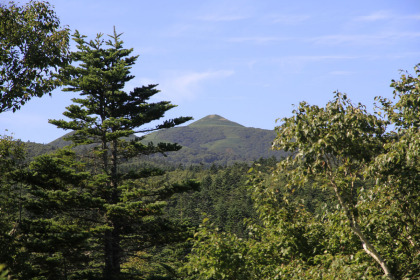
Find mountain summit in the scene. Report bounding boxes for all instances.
[143,114,285,165]
[189,114,244,128]
[37,115,285,165]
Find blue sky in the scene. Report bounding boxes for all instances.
[1,0,419,143]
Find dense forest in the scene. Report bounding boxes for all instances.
[1,1,419,280]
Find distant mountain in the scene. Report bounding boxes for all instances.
[26,114,285,165]
[141,114,285,165]
[48,132,73,148]
[188,114,244,128]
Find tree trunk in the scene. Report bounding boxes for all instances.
[104,138,122,279]
[332,182,395,280]
[104,227,122,280]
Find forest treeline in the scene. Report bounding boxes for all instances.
[1,1,419,279]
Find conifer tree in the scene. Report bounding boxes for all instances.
[0,135,25,275]
[17,148,102,279]
[49,28,198,279]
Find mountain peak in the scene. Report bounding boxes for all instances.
[189,114,244,128]
[206,114,227,120]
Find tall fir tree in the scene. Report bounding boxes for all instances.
[49,28,198,279]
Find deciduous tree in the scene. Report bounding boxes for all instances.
[272,92,395,279]
[185,64,420,279]
[0,0,69,112]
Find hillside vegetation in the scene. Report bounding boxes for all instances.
[26,114,286,166]
[142,114,287,165]
[1,2,418,279]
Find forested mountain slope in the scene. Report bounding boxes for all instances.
[141,114,287,165]
[30,114,286,165]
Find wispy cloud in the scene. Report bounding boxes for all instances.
[329,70,354,76]
[228,31,420,46]
[355,10,420,21]
[271,55,361,73]
[406,14,420,20]
[197,14,248,22]
[275,55,360,67]
[228,36,292,44]
[288,55,360,61]
[143,70,234,103]
[271,14,310,25]
[384,51,420,59]
[309,32,420,45]
[355,10,392,21]
[165,24,201,37]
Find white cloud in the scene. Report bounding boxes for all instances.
[384,51,420,59]
[228,36,292,44]
[271,55,361,74]
[280,55,360,62]
[406,14,420,20]
[146,70,234,103]
[227,31,420,46]
[271,14,310,25]
[355,10,392,21]
[197,14,248,22]
[329,70,354,76]
[165,24,198,37]
[309,32,420,45]
[355,10,420,22]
